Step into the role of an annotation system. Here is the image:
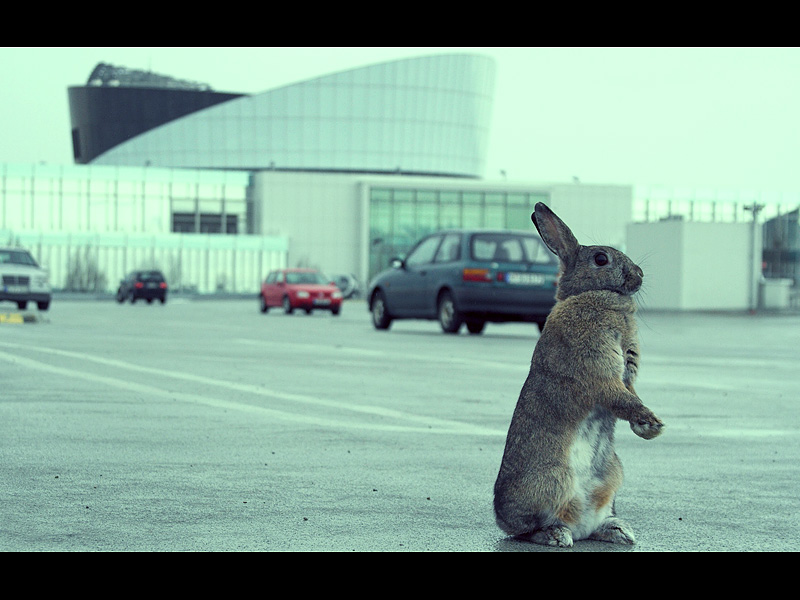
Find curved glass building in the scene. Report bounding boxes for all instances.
[69,54,497,178]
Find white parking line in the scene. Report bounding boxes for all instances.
[0,343,504,437]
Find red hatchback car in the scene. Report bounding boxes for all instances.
[260,268,343,315]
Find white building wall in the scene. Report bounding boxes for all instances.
[252,171,363,281]
[548,183,633,251]
[627,219,758,310]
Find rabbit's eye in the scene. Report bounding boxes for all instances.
[594,252,609,266]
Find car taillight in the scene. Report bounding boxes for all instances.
[462,268,492,282]
[134,282,144,288]
[159,282,167,289]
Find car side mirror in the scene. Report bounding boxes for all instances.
[391,258,405,270]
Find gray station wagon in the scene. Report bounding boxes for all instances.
[367,229,559,334]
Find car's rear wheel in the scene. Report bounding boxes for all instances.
[438,291,463,334]
[282,296,294,314]
[260,294,268,313]
[371,290,392,330]
[37,300,50,311]
[17,300,27,310]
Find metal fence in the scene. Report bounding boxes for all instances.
[2,229,288,294]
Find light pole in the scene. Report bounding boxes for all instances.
[744,201,764,314]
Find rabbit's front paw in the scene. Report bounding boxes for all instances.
[630,414,664,440]
[530,525,573,548]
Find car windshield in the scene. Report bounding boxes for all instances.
[0,250,38,267]
[286,271,328,285]
[470,233,555,264]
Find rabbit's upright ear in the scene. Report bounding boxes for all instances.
[532,203,579,268]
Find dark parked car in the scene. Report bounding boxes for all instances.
[260,268,343,315]
[116,270,168,304]
[367,229,559,334]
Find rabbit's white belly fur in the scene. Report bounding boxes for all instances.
[567,413,615,540]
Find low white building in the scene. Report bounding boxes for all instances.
[627,218,761,311]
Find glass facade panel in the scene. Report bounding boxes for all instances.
[461,204,482,228]
[484,203,505,228]
[439,203,461,230]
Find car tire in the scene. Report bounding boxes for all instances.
[466,320,485,335]
[116,290,125,303]
[282,296,294,314]
[37,300,50,311]
[370,290,392,330]
[260,295,268,313]
[17,301,27,310]
[438,291,463,334]
[331,306,340,316]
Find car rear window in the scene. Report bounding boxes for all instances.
[137,271,165,282]
[286,271,327,284]
[470,233,554,264]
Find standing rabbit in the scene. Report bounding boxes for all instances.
[493,202,663,547]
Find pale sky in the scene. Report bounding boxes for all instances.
[2,46,800,194]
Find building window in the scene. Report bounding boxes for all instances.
[172,213,238,234]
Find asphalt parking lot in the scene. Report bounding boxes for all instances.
[1,297,799,551]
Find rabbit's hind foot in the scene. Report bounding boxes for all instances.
[588,517,636,545]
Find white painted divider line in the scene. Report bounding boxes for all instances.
[0,343,504,437]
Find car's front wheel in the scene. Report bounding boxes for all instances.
[371,290,392,330]
[438,291,463,334]
[16,300,27,310]
[282,296,294,314]
[37,300,50,311]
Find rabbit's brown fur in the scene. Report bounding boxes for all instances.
[493,203,663,547]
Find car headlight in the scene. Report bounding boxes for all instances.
[296,291,310,299]
[332,291,342,299]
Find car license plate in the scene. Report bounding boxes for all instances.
[147,282,157,288]
[506,272,544,285]
[4,285,29,293]
[313,298,331,306]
